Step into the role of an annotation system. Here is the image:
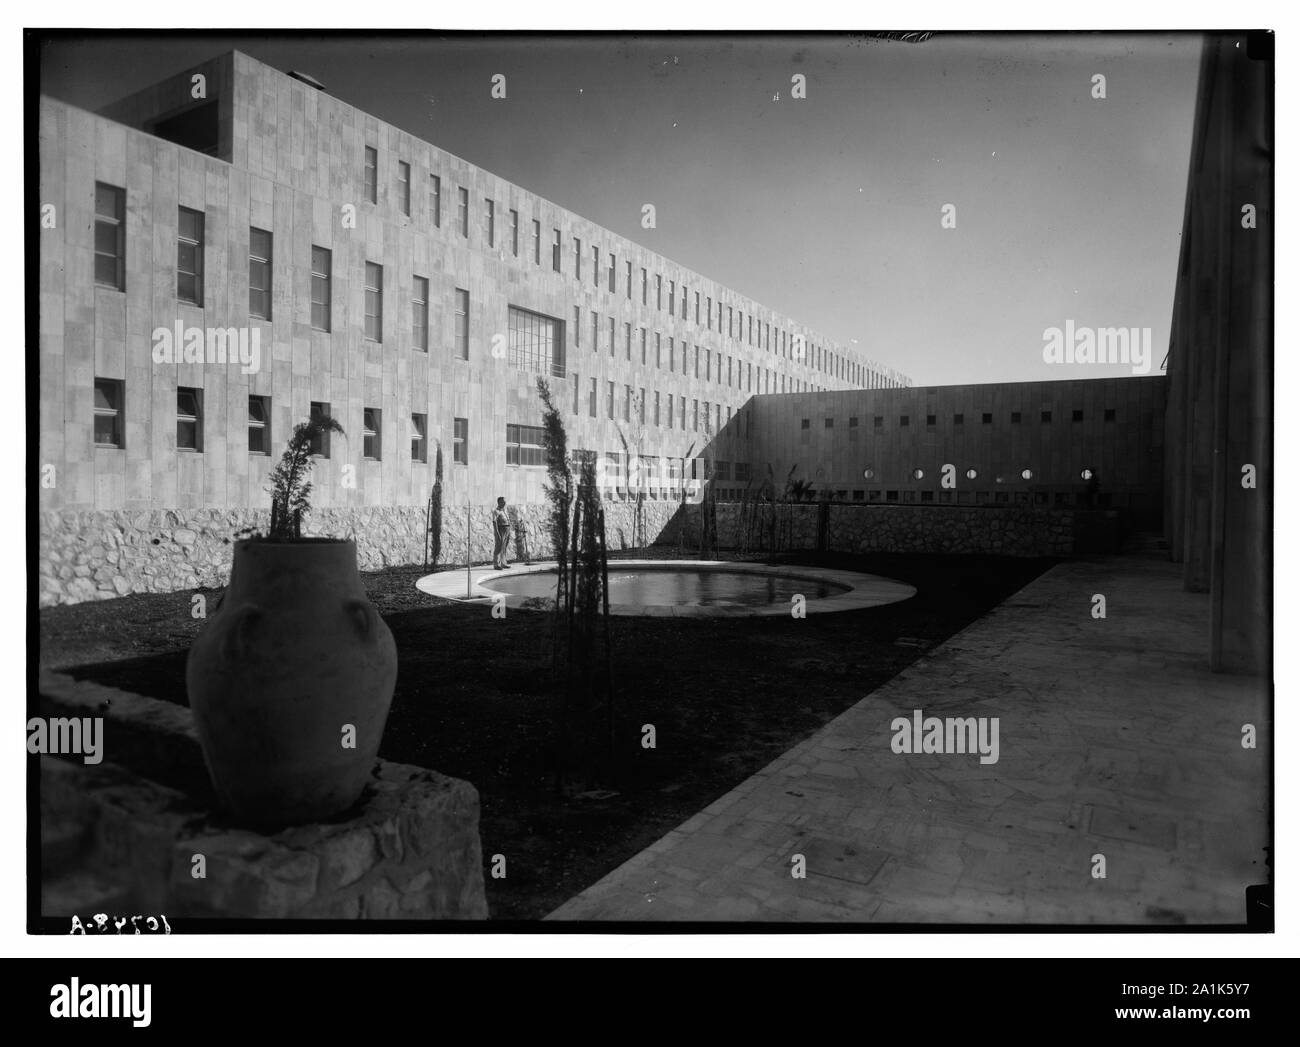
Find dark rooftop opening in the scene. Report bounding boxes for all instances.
[147,100,219,157]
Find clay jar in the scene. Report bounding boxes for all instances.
[186,538,397,827]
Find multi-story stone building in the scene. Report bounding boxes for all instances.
[38,51,903,519]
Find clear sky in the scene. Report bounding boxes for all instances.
[39,31,1203,387]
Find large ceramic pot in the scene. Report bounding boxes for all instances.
[186,538,397,827]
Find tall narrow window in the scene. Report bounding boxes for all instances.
[608,253,616,292]
[624,385,632,422]
[588,377,597,417]
[364,146,377,203]
[592,245,599,286]
[552,229,561,271]
[176,207,204,304]
[485,199,495,246]
[93,378,124,447]
[668,280,675,314]
[93,183,125,290]
[309,403,333,457]
[574,306,581,348]
[640,328,647,365]
[249,228,272,319]
[429,174,441,227]
[510,209,519,255]
[607,380,615,420]
[397,161,410,215]
[654,391,661,426]
[310,246,331,332]
[412,275,429,350]
[626,260,632,299]
[573,373,581,414]
[457,186,469,237]
[453,417,468,464]
[532,218,541,263]
[638,387,646,424]
[641,268,648,305]
[248,395,271,455]
[706,296,712,330]
[362,407,382,460]
[609,316,616,357]
[410,413,427,462]
[176,387,203,452]
[454,288,469,359]
[624,322,632,360]
[574,237,582,280]
[695,291,700,324]
[655,274,662,310]
[364,261,383,341]
[591,310,598,353]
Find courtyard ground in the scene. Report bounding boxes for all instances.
[39,548,1053,921]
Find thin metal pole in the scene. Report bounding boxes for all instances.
[466,502,472,597]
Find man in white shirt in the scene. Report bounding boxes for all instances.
[492,496,511,570]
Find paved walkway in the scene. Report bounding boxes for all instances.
[547,554,1269,924]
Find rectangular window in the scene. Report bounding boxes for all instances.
[666,337,673,372]
[655,274,662,310]
[668,280,675,314]
[592,245,600,286]
[982,412,993,424]
[429,174,442,227]
[693,398,699,431]
[694,345,701,379]
[706,296,713,330]
[485,198,495,247]
[552,229,562,271]
[249,227,272,320]
[507,304,564,378]
[176,386,203,452]
[1012,411,1022,423]
[574,237,582,280]
[93,378,124,447]
[641,268,648,305]
[94,183,125,289]
[457,187,469,237]
[506,423,546,467]
[574,306,581,348]
[640,327,647,365]
[411,413,427,463]
[624,322,632,360]
[624,384,632,421]
[695,291,701,324]
[609,316,616,357]
[412,275,429,350]
[309,402,333,457]
[607,252,616,292]
[364,146,377,203]
[655,333,662,368]
[591,310,598,353]
[364,261,383,341]
[1104,408,1116,422]
[667,394,674,428]
[397,161,410,215]
[532,218,541,263]
[248,395,270,455]
[454,288,469,359]
[607,380,615,419]
[626,260,632,299]
[573,372,581,414]
[363,407,382,460]
[954,413,965,425]
[1041,410,1052,423]
[453,417,468,465]
[588,377,597,417]
[900,415,910,426]
[679,395,685,430]
[1072,408,1084,422]
[510,208,519,255]
[310,246,331,331]
[176,207,203,304]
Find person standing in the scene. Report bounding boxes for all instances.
[492,496,511,569]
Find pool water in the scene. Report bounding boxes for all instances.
[482,568,844,609]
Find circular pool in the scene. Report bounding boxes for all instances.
[417,560,916,617]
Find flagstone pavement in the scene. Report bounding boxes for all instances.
[546,553,1270,924]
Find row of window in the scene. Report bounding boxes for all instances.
[566,375,748,437]
[356,147,893,389]
[799,408,1121,430]
[94,381,426,463]
[94,179,883,393]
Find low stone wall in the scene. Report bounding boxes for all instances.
[38,670,488,921]
[670,502,1082,557]
[38,499,681,607]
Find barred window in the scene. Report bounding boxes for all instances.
[507,305,564,378]
[94,183,125,290]
[249,228,272,319]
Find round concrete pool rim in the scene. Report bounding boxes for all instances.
[415,559,916,617]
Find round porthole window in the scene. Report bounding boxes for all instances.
[1081,468,1094,480]
[911,468,925,480]
[965,468,978,480]
[863,468,874,480]
[995,475,1005,485]
[1021,469,1033,481]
